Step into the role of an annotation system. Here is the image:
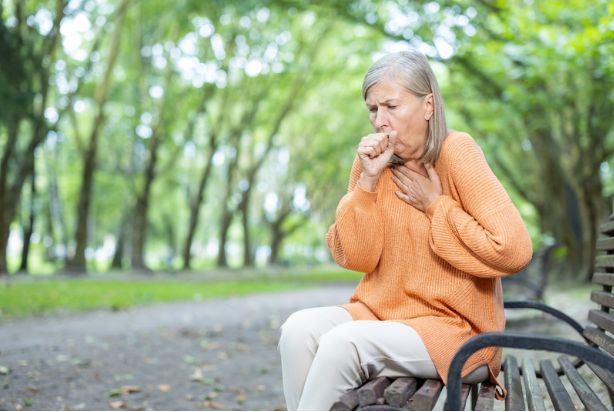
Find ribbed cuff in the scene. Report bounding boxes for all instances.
[352,184,378,205]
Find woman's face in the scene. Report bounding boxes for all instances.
[365,77,433,161]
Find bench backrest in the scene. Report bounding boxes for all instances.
[585,214,614,389]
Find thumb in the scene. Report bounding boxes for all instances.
[385,131,398,153]
[425,163,440,183]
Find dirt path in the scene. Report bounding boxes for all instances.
[0,285,354,411]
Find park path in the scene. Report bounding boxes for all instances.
[0,285,354,411]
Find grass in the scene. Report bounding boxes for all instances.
[0,267,362,320]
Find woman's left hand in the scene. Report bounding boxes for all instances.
[391,163,442,212]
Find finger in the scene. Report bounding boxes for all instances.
[395,191,413,204]
[358,146,376,158]
[391,174,409,191]
[391,169,409,185]
[395,166,415,181]
[425,163,440,183]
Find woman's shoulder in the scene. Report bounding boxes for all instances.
[439,130,484,163]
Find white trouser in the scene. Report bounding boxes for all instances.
[278,306,488,411]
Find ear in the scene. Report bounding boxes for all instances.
[424,93,434,121]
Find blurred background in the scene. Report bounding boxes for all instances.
[1,0,613,284]
[2,3,614,409]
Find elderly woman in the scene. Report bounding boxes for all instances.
[278,50,533,411]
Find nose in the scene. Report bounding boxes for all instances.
[374,108,390,132]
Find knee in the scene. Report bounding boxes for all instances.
[316,324,360,366]
[279,309,321,352]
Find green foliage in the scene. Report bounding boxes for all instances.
[0,267,361,319]
[2,0,612,278]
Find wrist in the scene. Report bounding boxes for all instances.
[358,172,380,192]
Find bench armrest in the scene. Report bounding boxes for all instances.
[444,332,614,411]
[504,300,584,336]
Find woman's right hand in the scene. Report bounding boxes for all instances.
[357,131,397,191]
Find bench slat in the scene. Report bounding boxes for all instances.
[540,359,575,411]
[358,377,390,407]
[590,290,614,310]
[600,219,614,235]
[504,355,526,411]
[588,309,614,334]
[473,382,496,411]
[596,237,614,251]
[558,356,607,411]
[407,379,443,411]
[331,388,359,411]
[595,254,614,269]
[586,362,614,393]
[583,326,614,356]
[592,272,614,286]
[459,384,471,411]
[383,377,417,408]
[522,358,546,411]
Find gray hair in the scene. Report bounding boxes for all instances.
[362,50,448,164]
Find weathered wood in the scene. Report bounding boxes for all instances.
[459,384,471,411]
[522,358,546,411]
[358,377,391,407]
[407,379,443,410]
[504,356,525,411]
[595,254,614,269]
[592,272,614,286]
[357,405,399,411]
[596,237,614,251]
[383,377,417,408]
[600,219,614,235]
[590,290,614,310]
[470,384,479,410]
[473,382,496,411]
[588,309,614,334]
[540,359,575,411]
[586,361,614,393]
[558,356,607,411]
[583,326,614,356]
[331,388,359,411]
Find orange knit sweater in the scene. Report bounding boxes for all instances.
[326,131,533,386]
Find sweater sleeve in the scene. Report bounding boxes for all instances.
[425,133,533,277]
[325,156,384,273]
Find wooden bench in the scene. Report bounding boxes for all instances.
[331,214,614,411]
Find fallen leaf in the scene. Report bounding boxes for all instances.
[107,388,122,398]
[109,400,125,409]
[205,391,218,401]
[190,369,203,382]
[0,366,9,375]
[158,384,171,392]
[203,400,226,409]
[236,393,246,405]
[120,385,141,395]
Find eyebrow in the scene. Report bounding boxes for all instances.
[366,99,399,107]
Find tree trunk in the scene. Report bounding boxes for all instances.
[239,187,254,267]
[111,211,129,269]
[268,217,285,266]
[19,165,36,273]
[182,144,216,269]
[0,119,21,275]
[66,0,129,274]
[131,132,161,272]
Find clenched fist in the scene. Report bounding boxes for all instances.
[357,131,397,191]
